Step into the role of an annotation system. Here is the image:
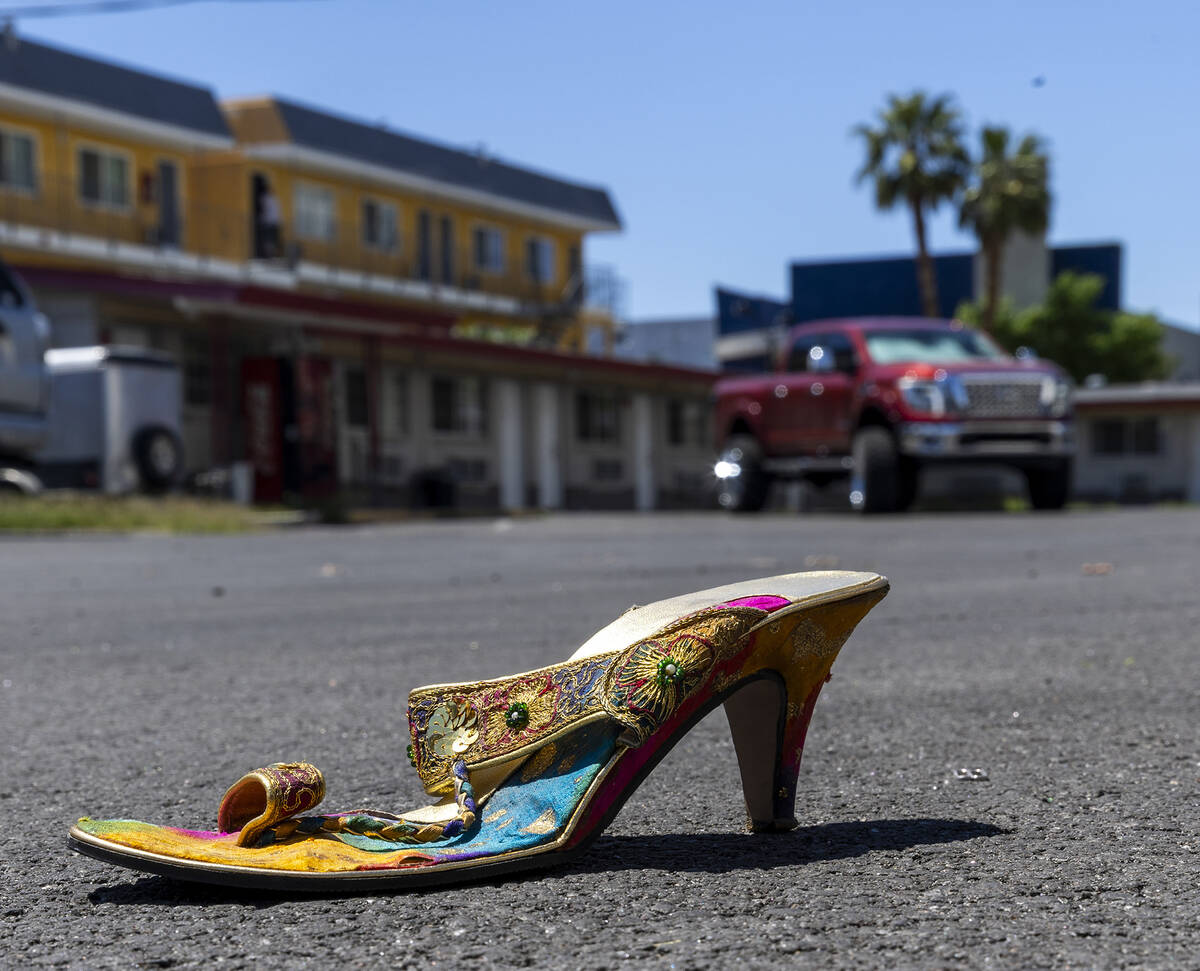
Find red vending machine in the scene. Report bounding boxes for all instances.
[241,356,338,503]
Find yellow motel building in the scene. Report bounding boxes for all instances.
[0,34,714,509]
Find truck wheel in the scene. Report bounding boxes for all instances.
[1025,460,1071,511]
[716,435,768,513]
[133,425,184,493]
[850,427,902,514]
[895,458,920,512]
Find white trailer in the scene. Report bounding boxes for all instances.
[37,346,184,493]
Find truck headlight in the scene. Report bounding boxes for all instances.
[1041,376,1072,417]
[897,377,946,417]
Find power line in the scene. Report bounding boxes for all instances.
[0,0,322,18]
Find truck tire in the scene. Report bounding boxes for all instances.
[895,458,919,512]
[850,427,903,514]
[133,425,184,493]
[716,435,768,513]
[1025,460,1071,511]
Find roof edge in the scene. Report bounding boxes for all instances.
[225,94,621,232]
[0,80,233,150]
[241,141,621,233]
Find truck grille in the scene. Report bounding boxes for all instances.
[962,378,1044,418]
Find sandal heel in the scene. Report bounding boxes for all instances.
[724,590,885,832]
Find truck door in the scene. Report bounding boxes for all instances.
[808,332,859,454]
[763,333,823,453]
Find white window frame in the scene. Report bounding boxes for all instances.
[472,225,506,274]
[294,182,336,242]
[77,143,131,211]
[575,391,622,444]
[666,398,705,448]
[383,367,409,438]
[431,374,489,438]
[0,125,37,194]
[361,197,399,252]
[525,235,556,284]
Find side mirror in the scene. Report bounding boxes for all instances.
[808,345,836,374]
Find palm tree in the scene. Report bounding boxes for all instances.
[959,127,1051,330]
[854,92,969,318]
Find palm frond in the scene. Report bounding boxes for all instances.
[852,89,969,212]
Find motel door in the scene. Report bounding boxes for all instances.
[157,161,181,247]
[242,356,338,502]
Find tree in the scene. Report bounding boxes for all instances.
[854,92,969,318]
[958,127,1051,331]
[955,272,1171,384]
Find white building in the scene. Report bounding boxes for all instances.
[1073,384,1200,503]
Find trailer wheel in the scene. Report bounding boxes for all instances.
[133,425,184,492]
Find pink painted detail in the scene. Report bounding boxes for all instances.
[562,632,764,851]
[780,680,824,779]
[722,595,790,612]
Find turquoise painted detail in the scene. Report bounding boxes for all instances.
[334,722,618,857]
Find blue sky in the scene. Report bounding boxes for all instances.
[18,0,1199,325]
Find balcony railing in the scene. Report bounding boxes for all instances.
[0,174,584,318]
[0,170,250,267]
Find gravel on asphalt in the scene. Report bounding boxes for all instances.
[1,509,1197,968]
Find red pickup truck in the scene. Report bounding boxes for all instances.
[713,317,1074,513]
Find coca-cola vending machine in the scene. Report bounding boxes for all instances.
[241,357,337,502]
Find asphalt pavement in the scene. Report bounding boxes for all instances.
[1,509,1197,968]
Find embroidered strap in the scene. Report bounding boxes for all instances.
[407,604,772,793]
[407,654,613,795]
[218,762,326,848]
[261,760,478,848]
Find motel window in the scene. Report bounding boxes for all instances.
[362,198,398,251]
[417,209,432,280]
[1091,419,1125,456]
[472,226,506,274]
[1090,417,1162,457]
[439,215,455,285]
[524,236,556,284]
[0,129,36,191]
[431,375,488,436]
[1130,417,1161,455]
[666,399,705,447]
[294,183,336,241]
[576,391,621,443]
[343,367,369,428]
[78,147,129,208]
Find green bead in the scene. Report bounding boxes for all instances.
[505,701,529,730]
[656,656,685,686]
[406,743,416,767]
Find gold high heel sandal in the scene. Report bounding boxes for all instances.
[69,571,889,890]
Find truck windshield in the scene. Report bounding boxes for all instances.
[863,328,1009,365]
